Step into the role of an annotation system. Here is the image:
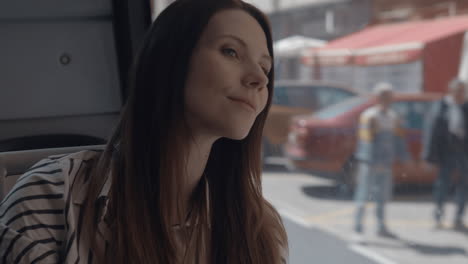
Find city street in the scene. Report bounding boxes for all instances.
[263,164,468,264]
[282,217,377,264]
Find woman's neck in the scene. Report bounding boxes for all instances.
[177,134,216,224]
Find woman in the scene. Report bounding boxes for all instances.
[0,0,288,263]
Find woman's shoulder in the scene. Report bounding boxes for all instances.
[0,149,101,263]
[53,149,102,178]
[49,149,103,203]
[6,149,102,206]
[16,149,101,185]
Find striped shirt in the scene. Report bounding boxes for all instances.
[0,150,288,263]
[0,150,108,263]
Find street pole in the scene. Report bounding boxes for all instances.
[272,0,280,12]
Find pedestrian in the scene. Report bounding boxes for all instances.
[422,78,468,230]
[0,0,288,263]
[353,82,410,239]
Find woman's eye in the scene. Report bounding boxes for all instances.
[222,48,238,58]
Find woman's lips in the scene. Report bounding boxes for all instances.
[227,96,256,111]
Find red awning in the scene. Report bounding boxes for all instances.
[309,16,468,66]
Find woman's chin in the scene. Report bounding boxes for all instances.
[224,128,252,141]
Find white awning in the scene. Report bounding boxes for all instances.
[274,35,326,58]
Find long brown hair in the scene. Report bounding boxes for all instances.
[82,0,288,263]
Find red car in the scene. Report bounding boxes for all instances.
[284,93,442,186]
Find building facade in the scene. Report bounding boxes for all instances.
[269,0,371,41]
[372,0,468,24]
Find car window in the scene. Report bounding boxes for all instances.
[314,96,367,120]
[272,85,288,105]
[273,85,319,109]
[392,101,410,126]
[273,85,354,110]
[315,87,355,108]
[408,101,432,130]
[393,101,431,130]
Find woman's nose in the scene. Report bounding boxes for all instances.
[242,64,268,90]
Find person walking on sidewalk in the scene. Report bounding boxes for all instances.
[353,82,410,238]
[422,78,468,230]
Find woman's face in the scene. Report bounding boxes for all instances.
[184,9,271,141]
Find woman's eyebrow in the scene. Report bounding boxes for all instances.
[216,34,272,63]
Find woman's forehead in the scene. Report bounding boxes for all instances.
[201,9,268,51]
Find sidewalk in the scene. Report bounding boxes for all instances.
[315,203,468,264]
[262,171,468,264]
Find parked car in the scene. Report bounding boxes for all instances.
[263,80,357,159]
[284,93,442,187]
